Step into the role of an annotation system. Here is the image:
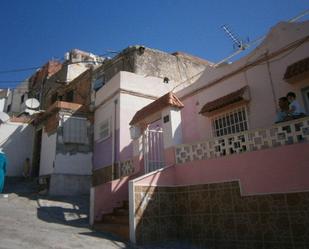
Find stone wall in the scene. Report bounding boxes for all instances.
[134,181,309,248]
[93,46,210,90]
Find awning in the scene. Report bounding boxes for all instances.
[284,57,309,83]
[199,86,250,115]
[130,92,184,125]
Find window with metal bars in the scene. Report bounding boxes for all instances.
[99,119,110,141]
[63,116,88,144]
[211,106,249,137]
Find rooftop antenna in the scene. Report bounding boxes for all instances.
[214,9,309,67]
[221,25,248,51]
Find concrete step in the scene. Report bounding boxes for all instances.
[102,213,129,225]
[122,200,129,209]
[113,207,129,216]
[93,222,129,241]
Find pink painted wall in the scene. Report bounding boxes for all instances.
[178,21,309,142]
[164,146,176,167]
[94,174,141,220]
[181,96,200,143]
[134,165,177,186]
[134,143,309,195]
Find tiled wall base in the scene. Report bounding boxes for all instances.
[134,181,309,248]
[92,160,134,186]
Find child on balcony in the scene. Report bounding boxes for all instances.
[286,92,306,118]
[275,97,293,123]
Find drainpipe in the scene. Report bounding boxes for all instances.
[111,99,118,180]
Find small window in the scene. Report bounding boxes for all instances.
[99,119,110,141]
[212,106,249,137]
[93,75,105,91]
[21,94,25,104]
[63,116,88,144]
[65,90,74,102]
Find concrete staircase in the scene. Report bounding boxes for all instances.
[93,200,130,240]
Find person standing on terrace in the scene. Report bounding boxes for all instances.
[286,92,306,118]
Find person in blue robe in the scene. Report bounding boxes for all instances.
[0,151,7,193]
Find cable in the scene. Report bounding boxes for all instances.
[0,66,41,74]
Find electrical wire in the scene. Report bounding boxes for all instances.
[0,66,41,74]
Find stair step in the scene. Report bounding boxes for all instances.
[122,200,129,209]
[102,213,129,225]
[114,207,129,216]
[93,222,129,240]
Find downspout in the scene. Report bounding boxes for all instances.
[111,98,118,180]
[265,52,278,112]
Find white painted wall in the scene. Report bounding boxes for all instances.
[94,94,120,142]
[0,99,6,112]
[119,71,178,96]
[0,122,34,176]
[162,107,183,148]
[39,130,57,176]
[54,152,92,175]
[119,93,154,153]
[5,81,28,115]
[66,63,89,82]
[95,71,180,160]
[0,89,8,112]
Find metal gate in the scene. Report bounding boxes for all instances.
[143,127,165,173]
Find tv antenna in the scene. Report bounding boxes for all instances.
[221,25,248,51]
[214,9,309,67]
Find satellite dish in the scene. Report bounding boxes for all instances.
[0,112,9,123]
[25,98,40,109]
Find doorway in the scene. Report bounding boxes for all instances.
[143,120,165,174]
[32,129,42,177]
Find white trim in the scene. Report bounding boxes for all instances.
[129,180,136,243]
[89,187,95,226]
[211,105,249,137]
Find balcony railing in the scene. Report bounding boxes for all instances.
[175,117,309,164]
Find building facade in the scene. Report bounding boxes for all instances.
[127,21,309,248]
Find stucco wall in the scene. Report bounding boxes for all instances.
[93,92,120,170]
[94,71,178,170]
[134,143,309,195]
[177,21,309,142]
[0,122,34,176]
[119,93,154,161]
[54,153,92,175]
[39,130,56,176]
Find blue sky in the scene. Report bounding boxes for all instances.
[0,0,308,88]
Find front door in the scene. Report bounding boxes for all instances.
[143,125,165,174]
[32,129,42,177]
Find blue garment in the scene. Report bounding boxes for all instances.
[0,152,7,193]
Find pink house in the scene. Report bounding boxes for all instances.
[94,21,309,248]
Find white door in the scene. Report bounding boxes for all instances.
[143,127,165,173]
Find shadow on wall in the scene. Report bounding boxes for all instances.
[0,123,34,176]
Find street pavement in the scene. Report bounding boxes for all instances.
[0,179,199,249]
[0,178,134,249]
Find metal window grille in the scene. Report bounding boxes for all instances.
[63,116,88,144]
[99,119,110,140]
[211,106,249,137]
